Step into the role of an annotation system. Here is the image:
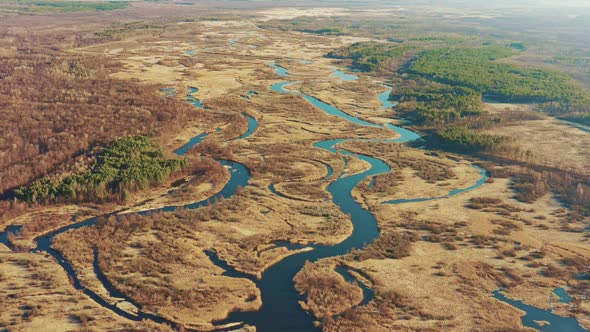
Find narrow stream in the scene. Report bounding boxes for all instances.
[334,266,374,307]
[330,69,359,82]
[378,85,399,109]
[186,86,203,108]
[383,165,488,204]
[493,290,588,332]
[30,159,250,329]
[234,113,258,141]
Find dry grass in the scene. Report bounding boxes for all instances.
[294,260,364,319]
[0,252,132,331]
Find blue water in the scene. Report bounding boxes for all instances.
[270,81,295,93]
[223,138,392,332]
[269,62,289,77]
[269,66,418,140]
[378,85,398,109]
[3,59,560,332]
[0,225,23,247]
[270,80,382,129]
[234,113,258,140]
[561,120,590,133]
[267,63,579,331]
[160,87,176,98]
[220,61,492,332]
[331,69,359,81]
[383,165,488,205]
[30,159,250,329]
[7,86,258,330]
[323,163,334,180]
[174,133,208,156]
[553,288,572,304]
[269,184,288,199]
[243,91,257,100]
[187,98,203,108]
[185,86,203,108]
[228,38,237,46]
[385,123,421,142]
[493,290,587,332]
[305,95,383,128]
[334,266,374,307]
[367,177,376,190]
[185,49,198,55]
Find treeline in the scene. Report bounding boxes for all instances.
[4,1,128,13]
[559,112,590,126]
[326,42,413,72]
[409,47,588,104]
[540,101,590,126]
[484,163,590,216]
[431,126,511,154]
[299,28,345,35]
[257,17,352,36]
[393,82,483,124]
[0,52,197,197]
[15,136,186,204]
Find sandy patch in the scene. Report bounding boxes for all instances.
[256,8,352,21]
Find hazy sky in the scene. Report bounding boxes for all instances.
[375,0,590,9]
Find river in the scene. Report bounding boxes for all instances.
[217,62,488,331]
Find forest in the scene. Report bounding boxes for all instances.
[0,51,197,199]
[431,126,510,153]
[392,83,483,124]
[14,136,186,204]
[559,112,590,126]
[409,47,588,104]
[329,42,588,112]
[541,102,590,126]
[327,42,414,72]
[0,1,128,13]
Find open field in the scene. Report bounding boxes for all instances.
[0,251,134,331]
[483,115,590,174]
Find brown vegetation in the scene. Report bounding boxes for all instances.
[0,252,133,331]
[350,232,416,261]
[0,52,198,198]
[294,261,363,319]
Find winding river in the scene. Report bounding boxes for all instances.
[218,63,488,331]
[30,160,250,330]
[1,95,253,330]
[1,60,584,332]
[220,62,587,332]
